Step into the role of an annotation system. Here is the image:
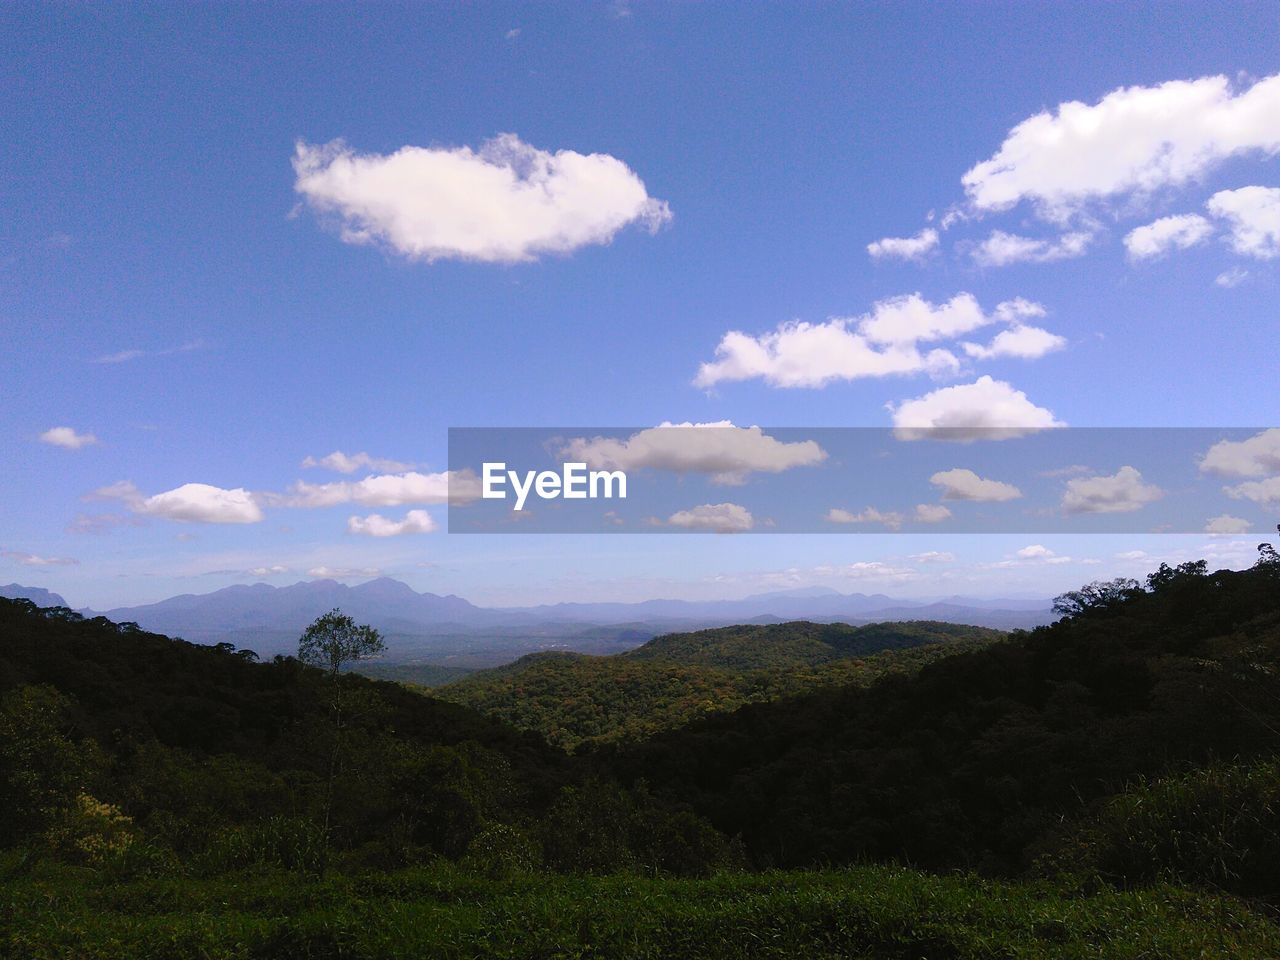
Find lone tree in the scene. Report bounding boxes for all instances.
[297,608,384,866]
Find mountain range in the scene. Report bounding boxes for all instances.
[0,578,1055,663]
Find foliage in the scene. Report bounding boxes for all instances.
[297,608,385,676]
[1042,760,1280,900]
[45,793,138,866]
[609,560,1280,873]
[6,862,1280,960]
[436,621,1001,750]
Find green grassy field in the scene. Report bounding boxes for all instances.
[5,863,1279,960]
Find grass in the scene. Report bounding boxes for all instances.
[4,862,1279,959]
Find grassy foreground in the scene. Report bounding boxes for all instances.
[4,864,1279,960]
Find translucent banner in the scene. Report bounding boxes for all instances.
[445,427,1280,534]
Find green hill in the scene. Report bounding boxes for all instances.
[608,556,1280,878]
[435,621,1002,750]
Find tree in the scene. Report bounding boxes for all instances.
[297,608,384,867]
[1051,578,1142,618]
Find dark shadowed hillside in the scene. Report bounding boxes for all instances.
[605,554,1280,874]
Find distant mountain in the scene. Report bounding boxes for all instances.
[0,583,68,609]
[8,577,1055,661]
[99,577,485,642]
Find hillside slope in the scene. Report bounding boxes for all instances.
[606,557,1280,872]
[436,621,1002,750]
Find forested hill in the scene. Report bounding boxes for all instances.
[435,621,1002,750]
[605,556,1280,873]
[623,620,1003,669]
[0,597,580,863]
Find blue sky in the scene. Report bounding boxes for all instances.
[2,3,1278,608]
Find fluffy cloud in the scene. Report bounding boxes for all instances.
[890,376,1064,440]
[249,565,290,577]
[1,549,78,567]
[989,544,1073,567]
[1205,514,1252,535]
[962,73,1280,219]
[40,426,97,449]
[293,134,671,264]
[302,451,416,474]
[929,468,1022,501]
[911,503,953,523]
[665,502,754,533]
[347,510,438,537]
[1062,466,1163,514]
[278,470,480,507]
[1206,186,1280,259]
[971,230,1092,266]
[1199,429,1280,477]
[1224,476,1280,506]
[961,325,1066,360]
[826,507,904,530]
[694,293,1043,389]
[1124,214,1214,260]
[867,228,939,261]
[560,422,825,485]
[93,480,264,524]
[825,504,949,529]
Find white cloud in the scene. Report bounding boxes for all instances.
[293,133,671,264]
[908,550,955,563]
[307,566,382,579]
[1,549,78,567]
[1062,466,1163,514]
[278,469,480,507]
[1205,514,1252,535]
[971,230,1093,266]
[962,72,1280,219]
[302,451,416,474]
[347,510,438,537]
[827,506,901,529]
[93,480,264,524]
[1215,266,1250,288]
[1224,476,1280,506]
[890,376,1064,440]
[1124,214,1214,260]
[1016,544,1055,559]
[665,503,754,533]
[1206,185,1280,259]
[249,565,290,577]
[694,293,1039,389]
[40,426,98,449]
[929,468,1022,501]
[1199,429,1280,478]
[912,503,953,524]
[560,422,825,485]
[961,325,1066,360]
[867,228,939,261]
[89,340,205,365]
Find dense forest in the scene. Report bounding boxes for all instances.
[3,543,1280,957]
[435,621,1001,749]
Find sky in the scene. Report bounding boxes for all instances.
[2,2,1278,609]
